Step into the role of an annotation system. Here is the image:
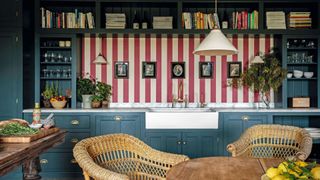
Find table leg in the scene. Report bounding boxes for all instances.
[22,156,42,180]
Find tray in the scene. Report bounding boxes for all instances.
[0,128,60,143]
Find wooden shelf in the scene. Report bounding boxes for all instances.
[287,78,317,80]
[287,63,317,65]
[40,77,72,80]
[40,47,72,50]
[40,62,72,65]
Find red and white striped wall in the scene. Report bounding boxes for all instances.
[82,34,274,104]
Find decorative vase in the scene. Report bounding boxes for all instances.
[82,95,92,109]
[102,100,110,108]
[91,101,101,108]
[43,99,51,108]
[259,92,271,109]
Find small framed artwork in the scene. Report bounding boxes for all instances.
[142,62,156,78]
[227,62,242,78]
[199,62,213,78]
[114,62,129,78]
[171,62,185,79]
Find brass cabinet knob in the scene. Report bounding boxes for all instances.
[177,141,181,145]
[40,159,48,164]
[71,138,79,143]
[70,159,77,164]
[114,116,122,121]
[183,141,187,145]
[242,115,249,121]
[71,120,80,125]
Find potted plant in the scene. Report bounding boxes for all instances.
[77,75,96,109]
[230,50,287,108]
[96,82,112,108]
[41,83,54,108]
[91,94,104,108]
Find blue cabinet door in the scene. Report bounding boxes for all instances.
[273,116,309,128]
[0,1,22,27]
[182,131,220,158]
[222,113,268,155]
[95,113,143,138]
[145,132,181,155]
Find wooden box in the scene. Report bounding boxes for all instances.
[288,97,310,108]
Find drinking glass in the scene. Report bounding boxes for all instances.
[50,52,56,63]
[56,69,61,78]
[62,69,68,78]
[43,53,49,62]
[42,69,49,77]
[57,53,63,62]
[67,69,72,78]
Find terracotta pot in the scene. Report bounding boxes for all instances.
[91,101,101,108]
[43,99,51,108]
[102,100,110,108]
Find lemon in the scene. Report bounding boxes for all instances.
[266,167,281,179]
[271,175,287,180]
[295,161,308,167]
[288,169,300,178]
[311,167,320,180]
[278,162,288,173]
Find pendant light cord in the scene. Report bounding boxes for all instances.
[215,0,217,14]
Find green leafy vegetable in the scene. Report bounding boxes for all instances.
[0,123,39,136]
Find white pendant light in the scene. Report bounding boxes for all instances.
[251,55,264,64]
[93,35,108,64]
[193,0,238,56]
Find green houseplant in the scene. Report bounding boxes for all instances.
[77,75,96,108]
[91,82,112,108]
[41,83,54,108]
[230,50,287,108]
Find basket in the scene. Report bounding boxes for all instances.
[50,100,67,109]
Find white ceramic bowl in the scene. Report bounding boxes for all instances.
[29,123,42,129]
[287,73,293,78]
[304,72,314,78]
[293,70,303,78]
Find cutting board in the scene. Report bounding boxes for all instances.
[0,128,59,143]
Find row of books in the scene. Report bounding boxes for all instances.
[182,11,258,30]
[105,13,126,29]
[40,7,95,29]
[153,16,173,29]
[231,10,258,30]
[266,11,286,29]
[288,12,312,28]
[182,12,220,29]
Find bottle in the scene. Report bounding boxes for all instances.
[32,103,41,124]
[222,10,228,29]
[142,11,148,29]
[133,11,140,29]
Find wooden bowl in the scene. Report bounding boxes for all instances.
[50,100,67,109]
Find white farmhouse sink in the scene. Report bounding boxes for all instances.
[148,107,215,112]
[146,109,219,129]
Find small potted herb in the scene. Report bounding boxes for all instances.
[96,82,112,108]
[91,94,104,108]
[41,83,54,108]
[77,74,96,108]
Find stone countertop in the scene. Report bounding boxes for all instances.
[22,107,320,113]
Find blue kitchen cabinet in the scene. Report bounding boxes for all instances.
[95,113,145,139]
[222,113,269,156]
[146,130,221,158]
[273,116,309,128]
[146,132,182,155]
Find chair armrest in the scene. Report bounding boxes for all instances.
[296,132,313,161]
[73,144,129,180]
[227,135,251,157]
[146,148,189,167]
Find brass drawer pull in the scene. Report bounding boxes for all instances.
[177,141,181,145]
[71,120,80,125]
[183,141,187,145]
[114,116,122,121]
[242,115,249,121]
[70,159,77,164]
[40,159,48,164]
[71,138,79,143]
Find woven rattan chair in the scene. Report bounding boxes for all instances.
[227,124,313,161]
[73,133,189,180]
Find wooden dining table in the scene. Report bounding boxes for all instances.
[0,130,66,180]
[167,157,283,180]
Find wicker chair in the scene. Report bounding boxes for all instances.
[73,133,189,180]
[227,124,313,161]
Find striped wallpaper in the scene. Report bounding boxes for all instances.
[82,34,274,105]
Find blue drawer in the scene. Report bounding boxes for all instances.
[55,132,90,149]
[40,152,81,172]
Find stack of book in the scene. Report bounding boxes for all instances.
[231,10,258,30]
[40,7,95,29]
[105,13,126,29]
[288,12,312,28]
[153,16,173,29]
[182,12,220,29]
[266,11,286,29]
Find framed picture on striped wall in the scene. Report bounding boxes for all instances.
[199,62,213,78]
[227,62,242,78]
[171,62,185,79]
[142,62,156,78]
[115,62,129,79]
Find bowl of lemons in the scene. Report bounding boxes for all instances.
[262,160,320,180]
